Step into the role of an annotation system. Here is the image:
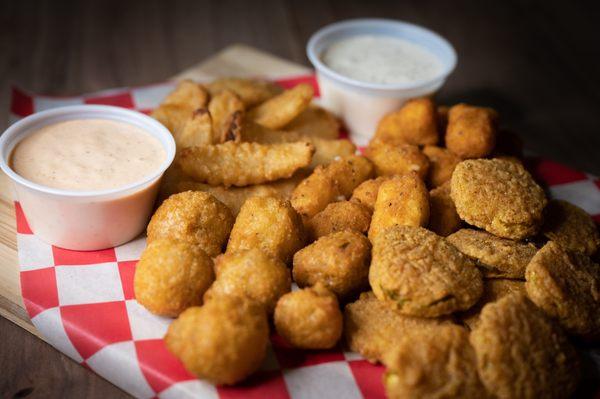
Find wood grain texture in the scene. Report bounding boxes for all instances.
[1,0,600,397]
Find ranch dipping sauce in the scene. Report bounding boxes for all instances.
[11,119,166,191]
[322,34,443,85]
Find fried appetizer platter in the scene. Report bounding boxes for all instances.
[131,78,599,393]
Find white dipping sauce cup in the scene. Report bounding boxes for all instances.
[307,18,457,146]
[0,105,175,251]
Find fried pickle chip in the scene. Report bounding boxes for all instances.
[470,293,580,399]
[283,105,341,139]
[165,296,269,386]
[306,200,371,240]
[293,230,371,300]
[204,249,291,314]
[368,173,429,241]
[374,98,438,146]
[134,238,214,317]
[241,121,355,169]
[226,196,305,264]
[344,292,453,363]
[350,177,390,213]
[147,191,234,257]
[459,278,525,329]
[541,199,600,256]
[208,89,244,143]
[248,83,314,129]
[370,225,483,317]
[207,77,282,107]
[525,241,600,340]
[428,182,462,237]
[178,141,314,187]
[447,229,537,279]
[422,145,462,187]
[364,141,430,179]
[176,171,307,216]
[445,104,498,159]
[274,283,343,349]
[451,159,547,239]
[151,104,193,142]
[291,155,374,221]
[383,325,489,399]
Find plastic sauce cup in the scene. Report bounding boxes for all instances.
[0,105,175,251]
[307,18,457,146]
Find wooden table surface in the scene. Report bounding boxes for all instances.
[1,0,600,397]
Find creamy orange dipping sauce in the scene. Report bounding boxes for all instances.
[11,119,166,191]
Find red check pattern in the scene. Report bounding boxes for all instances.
[9,76,600,398]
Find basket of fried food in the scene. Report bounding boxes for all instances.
[134,78,599,397]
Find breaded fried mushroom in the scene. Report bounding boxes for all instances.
[274,283,343,349]
[293,230,371,300]
[422,145,462,187]
[368,173,429,240]
[204,249,291,314]
[350,177,389,213]
[374,98,438,146]
[445,104,498,159]
[147,191,234,257]
[134,238,214,317]
[165,296,269,385]
[542,199,600,256]
[364,141,430,179]
[306,200,371,240]
[227,196,305,264]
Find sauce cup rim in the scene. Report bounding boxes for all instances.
[0,104,176,198]
[306,18,457,92]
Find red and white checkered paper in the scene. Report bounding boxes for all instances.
[9,75,600,399]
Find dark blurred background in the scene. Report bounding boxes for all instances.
[1,0,600,397]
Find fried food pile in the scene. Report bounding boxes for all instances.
[134,80,599,397]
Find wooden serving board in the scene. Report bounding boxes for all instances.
[0,44,311,340]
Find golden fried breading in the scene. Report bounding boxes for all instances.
[445,104,498,159]
[368,173,429,241]
[364,141,430,179]
[293,230,371,300]
[383,325,489,399]
[450,159,547,240]
[151,104,193,142]
[373,98,438,146]
[227,196,305,264]
[291,155,374,221]
[525,241,600,340]
[134,238,214,317]
[241,121,355,169]
[204,249,291,314]
[447,229,537,279]
[428,183,462,237]
[274,283,343,349]
[470,293,580,399]
[208,89,244,142]
[147,191,234,257]
[422,145,461,187]
[157,162,192,204]
[178,141,314,187]
[176,171,307,216]
[370,226,483,317]
[344,292,453,363]
[283,105,341,139]
[207,77,282,107]
[165,296,269,385]
[306,200,371,240]
[459,278,525,330]
[542,200,600,256]
[177,108,215,148]
[248,83,314,129]
[350,177,389,213]
[163,80,209,109]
